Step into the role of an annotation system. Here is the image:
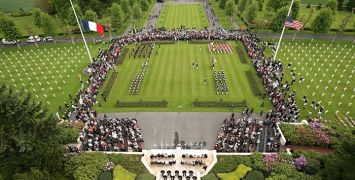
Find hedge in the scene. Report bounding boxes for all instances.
[113,165,136,180]
[217,164,252,180]
[245,170,264,180]
[108,154,148,174]
[245,70,262,96]
[192,99,247,108]
[103,71,118,98]
[236,46,247,64]
[99,172,113,180]
[135,174,155,180]
[201,173,219,180]
[116,48,128,65]
[116,100,168,108]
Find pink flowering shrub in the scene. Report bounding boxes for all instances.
[308,121,331,146]
[293,155,308,171]
[263,154,279,172]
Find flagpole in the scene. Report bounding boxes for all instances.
[69,0,93,62]
[273,0,295,60]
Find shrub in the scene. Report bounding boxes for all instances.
[245,170,264,180]
[211,156,252,173]
[136,174,155,180]
[99,172,113,180]
[113,165,136,180]
[13,168,50,180]
[250,152,265,172]
[306,3,311,8]
[202,173,219,180]
[103,71,118,98]
[116,100,168,108]
[236,46,247,64]
[217,164,252,180]
[108,154,147,174]
[245,70,262,96]
[192,99,247,108]
[57,125,80,144]
[65,152,109,179]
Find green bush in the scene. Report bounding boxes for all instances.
[192,99,247,108]
[211,156,252,173]
[113,165,136,180]
[99,172,113,180]
[103,71,118,98]
[108,154,147,174]
[245,70,262,96]
[57,125,80,144]
[236,46,247,64]
[245,170,264,180]
[201,173,219,180]
[65,152,109,179]
[116,100,168,108]
[217,164,252,180]
[250,152,265,172]
[11,9,32,17]
[13,168,50,180]
[136,174,155,180]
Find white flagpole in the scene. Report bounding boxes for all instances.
[273,0,295,60]
[69,0,93,62]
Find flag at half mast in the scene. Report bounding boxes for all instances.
[284,16,303,31]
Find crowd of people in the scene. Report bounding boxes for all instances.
[65,28,307,152]
[80,117,144,151]
[214,70,228,94]
[240,33,301,122]
[215,115,280,152]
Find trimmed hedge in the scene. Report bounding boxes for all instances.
[192,99,247,108]
[116,48,128,65]
[245,170,264,180]
[113,165,136,180]
[116,100,168,108]
[245,70,262,96]
[136,174,155,180]
[236,46,247,64]
[103,71,118,98]
[217,164,252,180]
[99,172,113,180]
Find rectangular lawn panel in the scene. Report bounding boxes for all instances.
[95,42,272,112]
[275,39,354,127]
[156,3,209,30]
[0,42,106,113]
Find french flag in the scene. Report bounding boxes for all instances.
[82,20,104,37]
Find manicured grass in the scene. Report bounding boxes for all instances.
[95,41,272,112]
[0,0,33,13]
[113,165,136,180]
[274,39,354,124]
[157,3,209,30]
[0,42,107,113]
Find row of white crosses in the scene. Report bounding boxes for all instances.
[0,45,91,105]
[279,41,355,121]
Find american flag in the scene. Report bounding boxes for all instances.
[284,16,303,31]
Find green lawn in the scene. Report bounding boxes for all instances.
[156,3,209,30]
[0,42,107,113]
[0,0,33,13]
[95,41,272,112]
[274,39,354,125]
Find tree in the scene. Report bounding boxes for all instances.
[326,0,337,14]
[244,1,259,23]
[121,0,130,14]
[67,3,82,26]
[219,0,227,9]
[32,8,43,28]
[237,0,248,13]
[266,0,287,11]
[84,9,98,22]
[109,3,123,32]
[317,3,322,9]
[41,13,56,36]
[133,3,142,20]
[270,6,288,32]
[34,0,54,14]
[0,85,63,175]
[291,0,300,19]
[13,168,50,180]
[311,8,333,33]
[346,0,355,11]
[337,0,344,10]
[0,16,21,40]
[140,0,149,12]
[225,0,236,17]
[256,0,264,10]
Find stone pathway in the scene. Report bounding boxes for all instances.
[144,3,164,30]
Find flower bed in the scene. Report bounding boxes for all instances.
[279,122,331,147]
[236,46,247,64]
[116,100,168,108]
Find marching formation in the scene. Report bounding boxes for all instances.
[213,70,228,94]
[208,42,233,54]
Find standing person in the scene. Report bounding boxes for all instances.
[195,63,199,69]
[204,78,207,84]
[192,60,195,68]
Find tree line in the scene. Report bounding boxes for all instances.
[0,0,153,42]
